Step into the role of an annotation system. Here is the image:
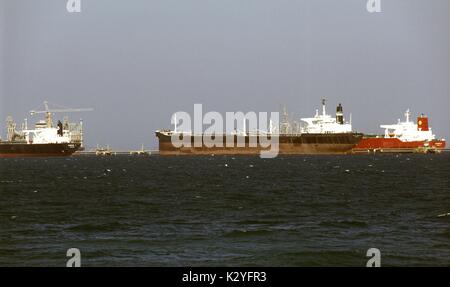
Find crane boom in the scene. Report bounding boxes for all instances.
[29,101,94,127]
[30,108,94,115]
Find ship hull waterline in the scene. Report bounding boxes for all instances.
[0,143,81,158]
[353,137,446,153]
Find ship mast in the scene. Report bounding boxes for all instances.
[405,109,411,123]
[44,101,52,127]
[280,105,290,134]
[6,116,16,142]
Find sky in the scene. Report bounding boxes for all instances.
[0,0,449,149]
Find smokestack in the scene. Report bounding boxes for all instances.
[322,99,326,116]
[336,103,344,125]
[417,114,429,131]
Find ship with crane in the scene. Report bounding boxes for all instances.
[0,101,93,157]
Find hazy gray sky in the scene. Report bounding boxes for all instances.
[1,0,449,149]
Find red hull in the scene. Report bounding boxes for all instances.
[353,137,446,153]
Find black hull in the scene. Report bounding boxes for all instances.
[155,132,363,155]
[0,142,81,158]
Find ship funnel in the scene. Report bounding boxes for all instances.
[336,103,344,125]
[322,99,326,116]
[417,114,429,131]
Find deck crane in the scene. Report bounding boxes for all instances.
[29,101,94,128]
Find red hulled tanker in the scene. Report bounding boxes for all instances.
[353,110,446,153]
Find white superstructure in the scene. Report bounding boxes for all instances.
[23,122,71,144]
[158,100,354,136]
[380,109,436,142]
[7,118,83,145]
[300,100,352,134]
[4,101,91,146]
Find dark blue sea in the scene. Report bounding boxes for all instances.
[0,154,449,266]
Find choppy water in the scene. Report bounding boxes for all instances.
[0,154,449,266]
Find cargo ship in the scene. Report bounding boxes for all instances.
[155,100,363,155]
[0,102,91,157]
[353,109,446,153]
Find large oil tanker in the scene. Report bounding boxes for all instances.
[156,101,363,155]
[0,102,89,157]
[353,109,446,153]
